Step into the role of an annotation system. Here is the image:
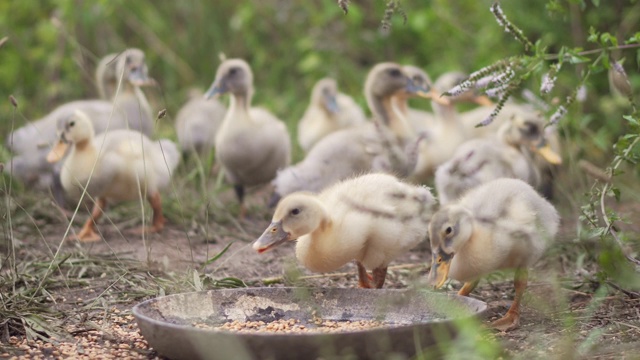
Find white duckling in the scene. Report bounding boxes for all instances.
[270,62,437,204]
[409,72,494,183]
[435,110,562,205]
[204,59,291,217]
[254,173,437,288]
[297,78,366,152]
[429,178,559,331]
[46,110,180,242]
[5,49,155,192]
[175,88,227,155]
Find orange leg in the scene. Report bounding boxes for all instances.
[457,280,480,297]
[72,197,106,242]
[372,267,388,289]
[492,268,527,332]
[130,192,166,235]
[356,261,372,288]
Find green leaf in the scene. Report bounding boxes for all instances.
[202,241,235,268]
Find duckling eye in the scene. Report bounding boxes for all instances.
[388,69,402,77]
[229,67,238,76]
[290,208,300,216]
[69,121,76,127]
[445,226,453,235]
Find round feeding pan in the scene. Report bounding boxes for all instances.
[133,287,487,360]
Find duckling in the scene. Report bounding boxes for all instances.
[175,88,226,155]
[270,62,435,203]
[429,178,559,331]
[393,65,439,135]
[297,78,366,152]
[254,173,436,288]
[435,110,562,205]
[46,110,180,242]
[204,59,291,216]
[5,49,155,191]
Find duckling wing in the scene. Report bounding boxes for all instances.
[175,97,226,153]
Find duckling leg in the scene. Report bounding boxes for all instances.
[234,184,247,219]
[356,261,372,288]
[72,197,106,242]
[372,267,388,289]
[457,280,480,297]
[491,268,527,332]
[130,192,166,234]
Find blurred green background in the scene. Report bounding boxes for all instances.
[0,0,638,162]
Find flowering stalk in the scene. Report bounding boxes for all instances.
[490,2,534,52]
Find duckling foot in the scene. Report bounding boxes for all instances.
[356,261,372,288]
[71,227,101,243]
[128,222,165,236]
[491,311,520,332]
[372,267,388,289]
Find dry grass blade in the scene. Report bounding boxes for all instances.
[0,36,8,48]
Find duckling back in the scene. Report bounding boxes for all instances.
[316,173,436,270]
[459,178,559,267]
[272,123,381,199]
[435,138,534,205]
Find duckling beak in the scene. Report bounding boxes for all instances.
[46,138,70,163]
[416,88,451,106]
[253,221,291,253]
[429,252,452,289]
[534,141,562,165]
[128,67,154,87]
[324,94,339,115]
[204,83,226,99]
[473,95,494,107]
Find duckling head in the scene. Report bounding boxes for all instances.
[205,58,254,99]
[312,78,339,115]
[428,204,473,288]
[116,48,153,87]
[253,193,328,253]
[436,72,493,106]
[402,65,449,105]
[46,110,94,163]
[500,113,562,165]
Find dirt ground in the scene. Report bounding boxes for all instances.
[1,186,640,360]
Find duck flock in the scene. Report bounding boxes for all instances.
[5,48,563,331]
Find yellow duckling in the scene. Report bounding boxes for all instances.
[175,88,227,155]
[435,110,562,205]
[5,49,155,191]
[429,178,559,331]
[297,78,366,152]
[205,59,291,217]
[255,173,436,288]
[46,110,180,242]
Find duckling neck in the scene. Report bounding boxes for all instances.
[227,93,254,124]
[133,86,152,118]
[432,102,466,137]
[372,95,413,140]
